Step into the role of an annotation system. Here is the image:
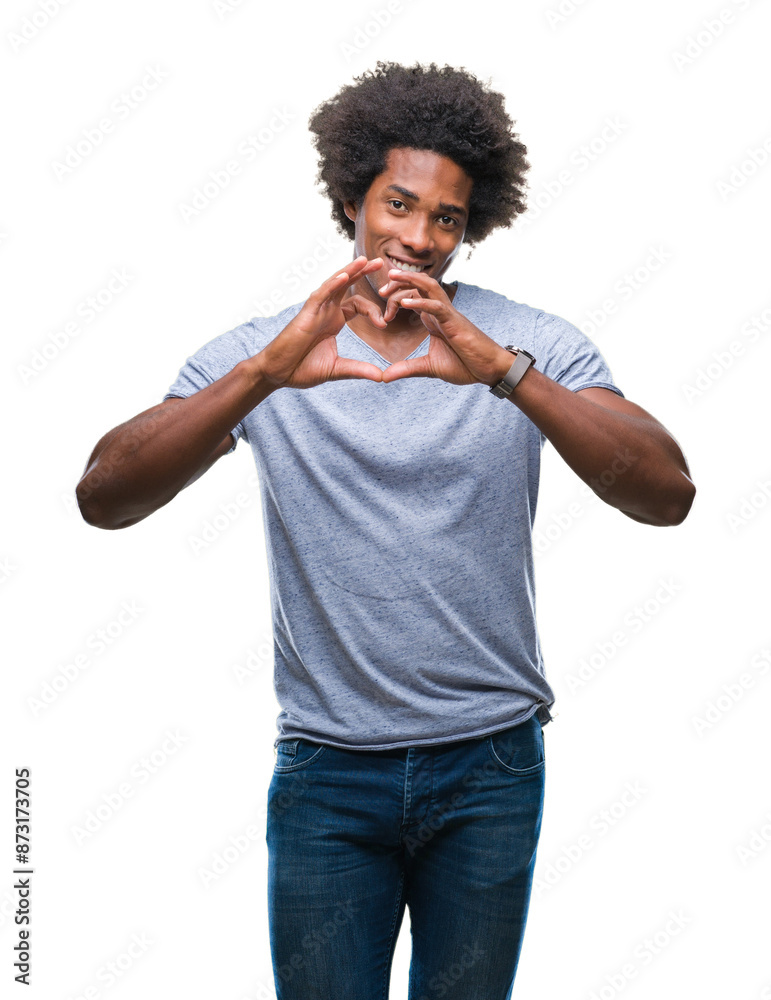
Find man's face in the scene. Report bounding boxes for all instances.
[343,147,473,301]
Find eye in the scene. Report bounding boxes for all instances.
[388,199,407,210]
[439,216,458,227]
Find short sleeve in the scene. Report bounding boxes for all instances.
[163,321,258,454]
[534,309,624,398]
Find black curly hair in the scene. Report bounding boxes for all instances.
[307,61,530,251]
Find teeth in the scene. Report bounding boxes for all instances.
[387,255,426,273]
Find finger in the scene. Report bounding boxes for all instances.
[341,293,388,328]
[330,358,385,382]
[306,264,361,309]
[386,292,449,327]
[379,268,446,322]
[381,355,434,383]
[314,257,382,302]
[328,255,368,286]
[397,295,441,311]
[326,257,385,308]
[395,295,450,329]
[340,256,384,283]
[381,285,419,323]
[337,256,383,283]
[381,268,443,297]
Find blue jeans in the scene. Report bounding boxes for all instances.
[266,712,546,999]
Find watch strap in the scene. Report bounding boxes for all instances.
[489,346,536,399]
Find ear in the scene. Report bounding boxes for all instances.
[343,200,357,222]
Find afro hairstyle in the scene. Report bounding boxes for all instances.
[307,60,530,250]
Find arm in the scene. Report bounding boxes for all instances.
[76,256,388,530]
[501,373,695,526]
[378,268,696,527]
[76,366,274,530]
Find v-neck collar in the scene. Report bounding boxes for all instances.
[342,281,465,366]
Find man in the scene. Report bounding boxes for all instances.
[77,61,695,999]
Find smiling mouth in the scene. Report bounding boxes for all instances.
[386,255,430,273]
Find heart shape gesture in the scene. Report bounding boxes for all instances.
[378,269,514,387]
[257,256,389,389]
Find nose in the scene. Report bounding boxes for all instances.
[398,214,433,256]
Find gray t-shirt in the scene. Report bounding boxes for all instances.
[165,280,624,750]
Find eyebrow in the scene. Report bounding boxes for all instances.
[386,184,468,219]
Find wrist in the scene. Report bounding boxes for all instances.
[488,346,519,387]
[488,345,536,399]
[237,356,282,397]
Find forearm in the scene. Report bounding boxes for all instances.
[76,358,273,529]
[508,367,695,526]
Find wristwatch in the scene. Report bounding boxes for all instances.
[489,345,536,399]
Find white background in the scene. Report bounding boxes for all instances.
[3,0,770,997]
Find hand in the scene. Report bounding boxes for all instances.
[378,269,515,386]
[256,256,388,389]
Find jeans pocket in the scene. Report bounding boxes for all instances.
[273,737,328,773]
[486,714,545,776]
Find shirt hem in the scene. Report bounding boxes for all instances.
[568,379,625,398]
[274,701,554,752]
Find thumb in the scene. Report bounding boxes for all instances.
[380,355,434,383]
[330,357,384,382]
